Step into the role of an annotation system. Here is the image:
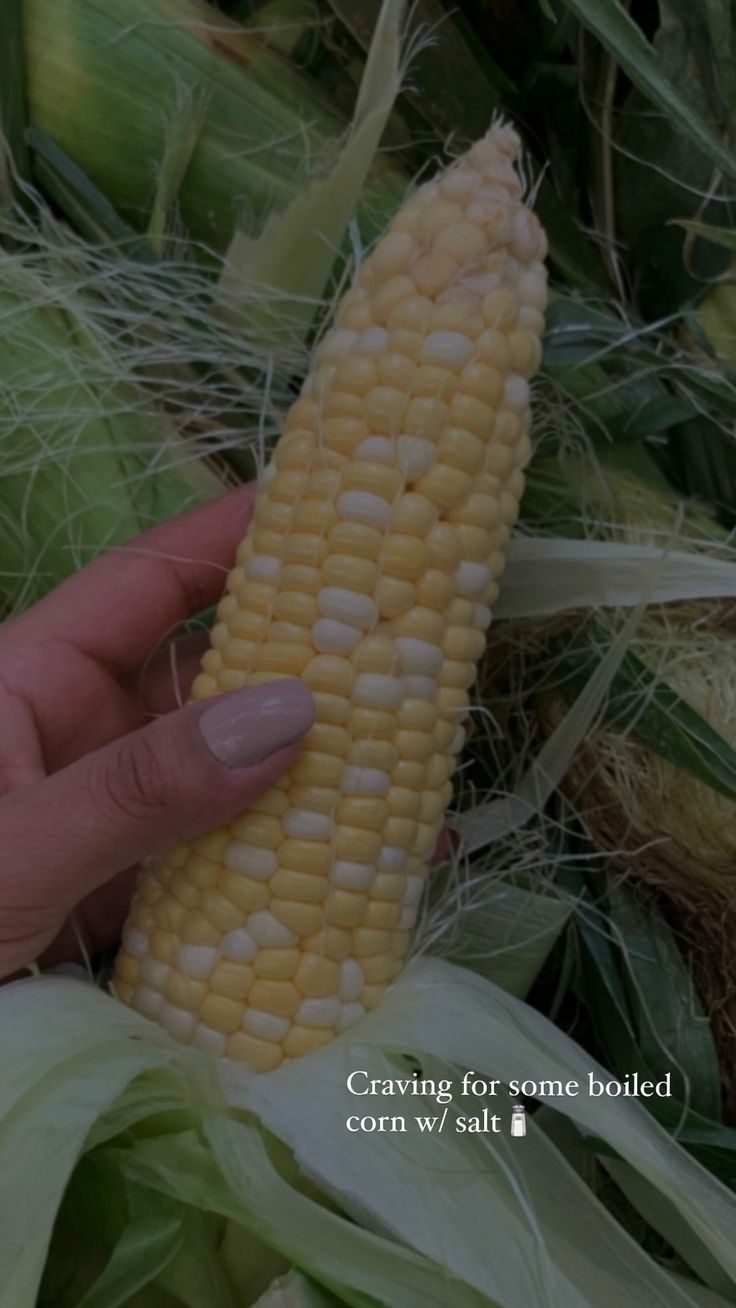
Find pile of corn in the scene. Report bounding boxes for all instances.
[115,124,548,1070]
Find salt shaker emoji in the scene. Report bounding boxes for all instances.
[510,1104,527,1137]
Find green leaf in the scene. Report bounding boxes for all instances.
[670,219,736,252]
[74,1209,184,1308]
[117,1124,491,1308]
[241,959,736,1296]
[26,128,153,258]
[442,878,573,998]
[608,882,721,1120]
[550,628,736,802]
[254,1271,346,1308]
[218,0,407,346]
[0,0,29,200]
[327,0,512,141]
[558,0,736,182]
[147,87,208,257]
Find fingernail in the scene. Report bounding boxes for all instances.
[199,680,315,768]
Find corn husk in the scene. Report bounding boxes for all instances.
[481,448,736,1109]
[7,961,736,1308]
[0,264,223,612]
[24,0,402,252]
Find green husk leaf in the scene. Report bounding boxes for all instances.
[73,1206,184,1308]
[549,628,736,802]
[558,0,736,183]
[254,1270,345,1308]
[118,1122,490,1308]
[608,882,721,1119]
[237,958,736,1298]
[26,128,152,258]
[242,1044,703,1308]
[0,273,219,611]
[459,599,646,851]
[0,0,29,199]
[670,219,736,253]
[218,0,406,344]
[442,879,573,998]
[6,967,736,1307]
[242,2,319,60]
[0,978,199,1307]
[327,0,512,140]
[498,538,736,620]
[147,88,208,258]
[25,0,398,252]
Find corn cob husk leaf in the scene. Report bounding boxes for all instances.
[0,268,221,612]
[24,0,401,251]
[218,0,407,345]
[8,966,736,1308]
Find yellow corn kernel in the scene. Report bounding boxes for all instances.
[210,961,254,1000]
[294,955,340,998]
[253,949,300,979]
[227,1032,283,1071]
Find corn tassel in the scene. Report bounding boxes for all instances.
[114,124,548,1069]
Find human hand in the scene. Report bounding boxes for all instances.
[0,487,315,980]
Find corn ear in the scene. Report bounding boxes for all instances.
[115,123,548,1069]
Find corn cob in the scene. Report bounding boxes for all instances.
[114,124,548,1070]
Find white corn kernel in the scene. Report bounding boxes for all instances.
[246,555,282,582]
[450,726,466,753]
[132,986,164,1019]
[503,375,530,412]
[357,327,389,354]
[176,944,219,981]
[283,809,334,840]
[192,1024,228,1057]
[395,637,443,675]
[378,846,409,873]
[320,327,358,361]
[318,587,378,629]
[404,874,424,906]
[356,436,395,464]
[243,1010,291,1042]
[159,1003,196,1042]
[397,435,436,478]
[337,491,392,529]
[331,861,376,890]
[297,996,341,1028]
[248,912,298,948]
[338,1002,366,1030]
[312,618,362,654]
[139,957,170,990]
[353,673,405,710]
[339,959,365,1002]
[221,928,258,963]
[421,331,475,368]
[224,842,278,880]
[473,603,493,630]
[342,766,391,796]
[122,925,147,957]
[454,560,491,598]
[402,675,437,701]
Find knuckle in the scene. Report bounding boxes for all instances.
[98,734,177,821]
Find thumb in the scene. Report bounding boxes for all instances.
[0,680,314,976]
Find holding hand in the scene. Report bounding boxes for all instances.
[0,487,314,979]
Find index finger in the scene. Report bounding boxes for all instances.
[11,482,257,669]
